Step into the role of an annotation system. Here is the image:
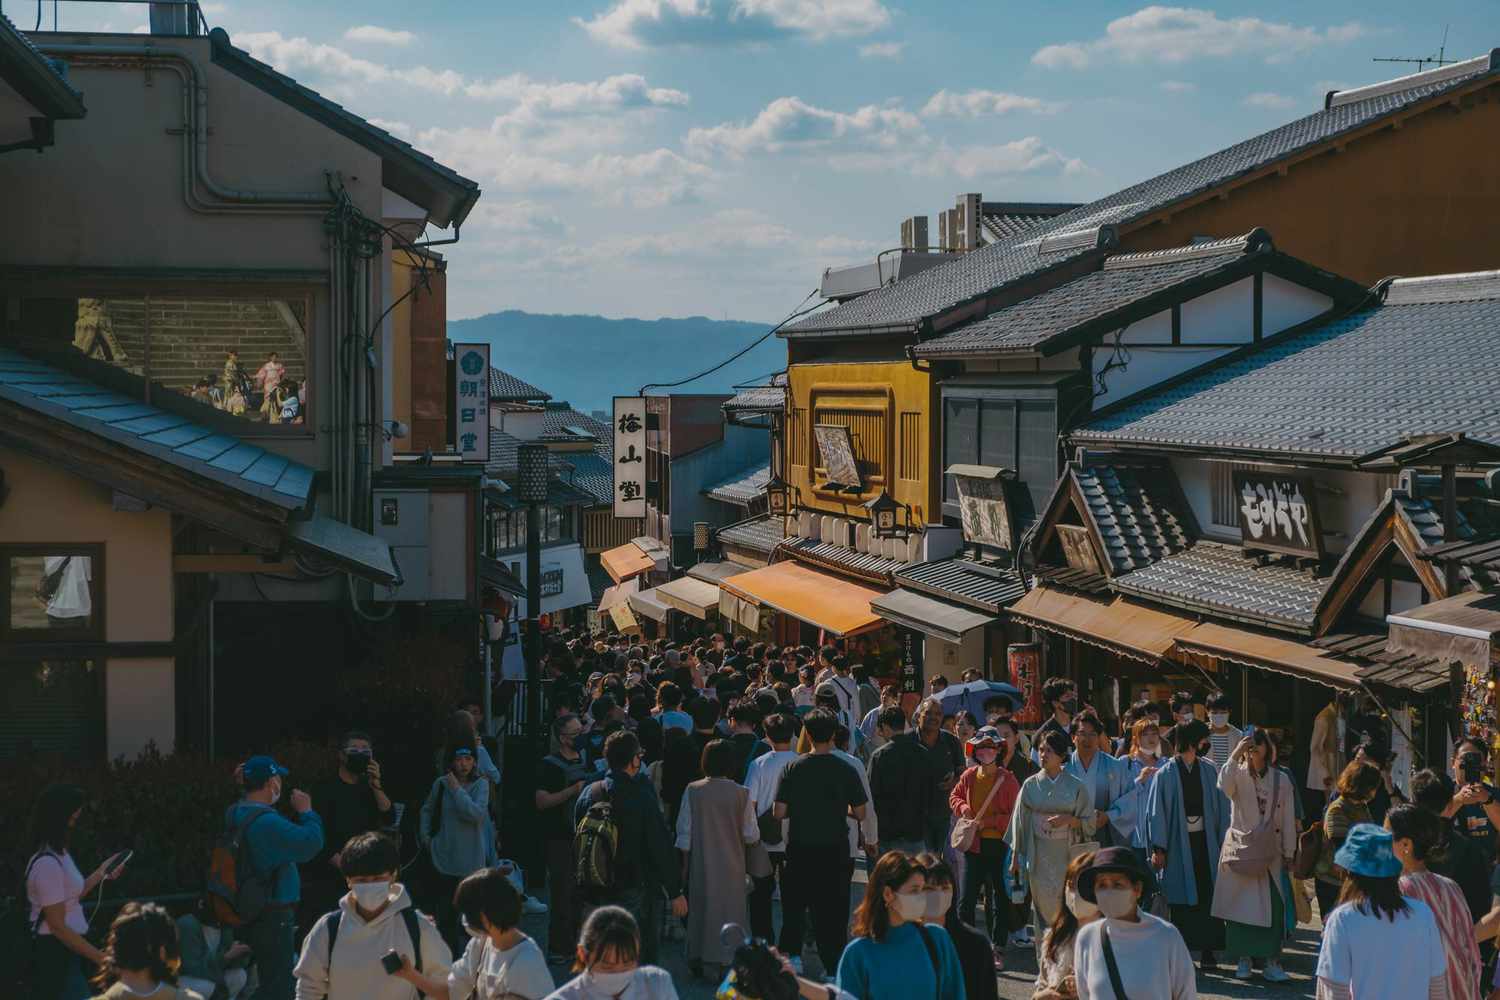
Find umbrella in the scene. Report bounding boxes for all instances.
[932,679,1024,721]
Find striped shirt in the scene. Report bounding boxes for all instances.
[1400,869,1480,1000]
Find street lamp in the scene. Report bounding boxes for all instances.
[765,473,791,516]
[863,488,909,539]
[517,443,548,751]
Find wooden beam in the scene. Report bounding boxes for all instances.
[173,554,297,574]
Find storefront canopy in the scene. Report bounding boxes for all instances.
[870,588,1001,644]
[601,542,656,584]
[628,586,672,623]
[655,576,720,620]
[1174,621,1362,690]
[1007,585,1196,665]
[597,577,640,614]
[721,560,886,637]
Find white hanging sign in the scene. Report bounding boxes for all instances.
[613,396,647,518]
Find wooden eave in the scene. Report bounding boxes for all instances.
[1312,490,1450,635]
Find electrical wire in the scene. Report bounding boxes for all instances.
[638,290,823,395]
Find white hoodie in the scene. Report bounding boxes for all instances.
[293,884,452,1000]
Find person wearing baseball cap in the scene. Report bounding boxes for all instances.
[1072,846,1196,999]
[226,755,323,1000]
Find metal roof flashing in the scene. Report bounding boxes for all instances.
[1102,228,1271,270]
[1326,50,1500,109]
[1382,270,1500,305]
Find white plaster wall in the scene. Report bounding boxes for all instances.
[925,628,985,678]
[1180,276,1254,341]
[1119,308,1173,344]
[1092,345,1236,408]
[1263,274,1334,335]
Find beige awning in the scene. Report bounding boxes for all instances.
[1175,621,1362,690]
[628,586,672,623]
[609,601,641,634]
[655,576,720,620]
[597,577,640,615]
[1007,585,1197,664]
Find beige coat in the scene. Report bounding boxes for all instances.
[1210,759,1297,927]
[1305,703,1344,792]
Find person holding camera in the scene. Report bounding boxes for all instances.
[1442,738,1500,859]
[293,832,451,1000]
[306,731,393,922]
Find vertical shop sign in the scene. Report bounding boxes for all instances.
[613,396,647,518]
[900,627,924,695]
[1008,641,1043,724]
[453,343,490,462]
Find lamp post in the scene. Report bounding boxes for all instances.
[517,443,549,751]
[863,488,908,540]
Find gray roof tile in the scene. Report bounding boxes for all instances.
[780,535,912,582]
[1074,462,1195,575]
[723,376,786,413]
[489,367,550,402]
[1112,540,1329,631]
[704,463,770,505]
[896,556,1028,612]
[982,202,1081,242]
[716,513,786,556]
[786,54,1498,337]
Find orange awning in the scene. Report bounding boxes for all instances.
[1175,621,1361,690]
[601,543,655,584]
[720,560,886,637]
[1007,585,1198,664]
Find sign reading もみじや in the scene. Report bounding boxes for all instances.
[453,343,491,462]
[613,396,647,518]
[1234,470,1324,558]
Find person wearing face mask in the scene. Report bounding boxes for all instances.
[949,727,1021,961]
[1106,718,1164,874]
[916,853,997,1000]
[537,714,594,965]
[421,745,496,954]
[226,755,323,1000]
[1202,693,1242,770]
[445,867,556,1000]
[293,833,451,1000]
[1032,851,1100,1000]
[544,906,677,1000]
[304,730,394,927]
[1008,731,1097,952]
[1031,679,1077,763]
[1071,848,1197,1000]
[834,852,964,1000]
[89,902,205,1000]
[1144,720,1227,971]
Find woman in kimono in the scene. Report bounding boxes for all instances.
[1105,716,1165,872]
[1146,718,1228,970]
[674,739,759,981]
[1211,729,1296,982]
[1007,730,1095,943]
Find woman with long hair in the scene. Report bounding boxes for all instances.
[916,853,997,1000]
[89,902,202,1000]
[27,783,127,1000]
[674,739,760,980]
[420,744,495,953]
[1387,805,1478,1000]
[543,905,677,1000]
[1032,851,1099,1000]
[834,851,964,1000]
[1316,823,1449,999]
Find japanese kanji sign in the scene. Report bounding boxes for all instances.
[613,396,647,519]
[453,343,490,463]
[1233,470,1325,558]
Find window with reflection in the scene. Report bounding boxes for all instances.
[4,547,103,640]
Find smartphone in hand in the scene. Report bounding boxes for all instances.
[380,950,403,975]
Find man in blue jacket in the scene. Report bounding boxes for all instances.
[227,754,323,1000]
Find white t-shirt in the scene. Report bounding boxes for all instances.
[1316,897,1446,996]
[1074,912,1196,1000]
[448,933,555,1000]
[27,850,88,936]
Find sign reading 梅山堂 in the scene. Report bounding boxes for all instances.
[453,343,491,462]
[1234,470,1324,558]
[613,396,647,518]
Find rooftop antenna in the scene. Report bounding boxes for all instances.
[1373,24,1455,72]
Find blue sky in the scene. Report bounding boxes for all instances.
[68,2,1500,322]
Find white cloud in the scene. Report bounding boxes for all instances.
[368,117,413,137]
[917,138,1089,179]
[859,41,904,59]
[344,25,417,46]
[1032,6,1364,70]
[1160,80,1195,93]
[684,96,920,157]
[1243,91,1296,110]
[465,73,688,111]
[575,0,891,49]
[238,31,465,94]
[920,89,1059,118]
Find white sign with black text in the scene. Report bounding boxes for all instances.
[453,343,491,462]
[613,396,647,518]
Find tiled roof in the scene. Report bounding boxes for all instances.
[1074,462,1195,576]
[541,403,608,439]
[896,556,1028,613]
[486,429,573,478]
[723,376,786,413]
[489,367,550,402]
[914,231,1287,357]
[982,202,1081,242]
[779,535,912,584]
[785,53,1499,337]
[704,463,770,506]
[2,14,86,119]
[716,513,786,556]
[1073,271,1500,460]
[0,348,313,510]
[563,447,614,507]
[1112,540,1329,632]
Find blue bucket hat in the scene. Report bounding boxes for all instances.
[1334,823,1402,878]
[241,754,289,785]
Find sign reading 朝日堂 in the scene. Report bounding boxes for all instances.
[613,396,647,519]
[1233,469,1325,558]
[453,343,490,463]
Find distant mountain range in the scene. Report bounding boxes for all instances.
[447,310,784,414]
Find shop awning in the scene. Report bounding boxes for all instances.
[287,514,401,587]
[628,586,672,623]
[870,588,1000,644]
[655,576,720,620]
[1174,621,1362,690]
[601,542,656,583]
[720,560,886,637]
[688,560,751,585]
[1007,585,1197,665]
[609,601,641,634]
[479,556,525,596]
[597,577,640,615]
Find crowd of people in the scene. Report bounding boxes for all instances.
[22,626,1500,999]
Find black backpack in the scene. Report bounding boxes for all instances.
[323,906,425,999]
[6,852,60,995]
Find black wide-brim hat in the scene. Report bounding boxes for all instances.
[1077,846,1151,903]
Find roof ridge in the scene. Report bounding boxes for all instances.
[1036,224,1119,256]
[1383,270,1500,305]
[1327,50,1499,109]
[1102,228,1271,270]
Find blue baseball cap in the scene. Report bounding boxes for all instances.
[451,746,475,760]
[242,755,289,784]
[1334,823,1402,878]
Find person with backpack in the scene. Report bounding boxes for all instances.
[421,744,495,954]
[834,851,964,1000]
[572,730,688,966]
[536,714,594,966]
[220,755,322,1000]
[25,783,129,1000]
[293,832,451,1000]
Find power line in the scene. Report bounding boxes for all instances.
[637,290,822,396]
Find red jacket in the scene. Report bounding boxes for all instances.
[949,764,1020,854]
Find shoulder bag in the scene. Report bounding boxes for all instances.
[1293,819,1324,880]
[915,923,944,999]
[1100,926,1132,1000]
[1222,767,1282,877]
[950,768,1005,853]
